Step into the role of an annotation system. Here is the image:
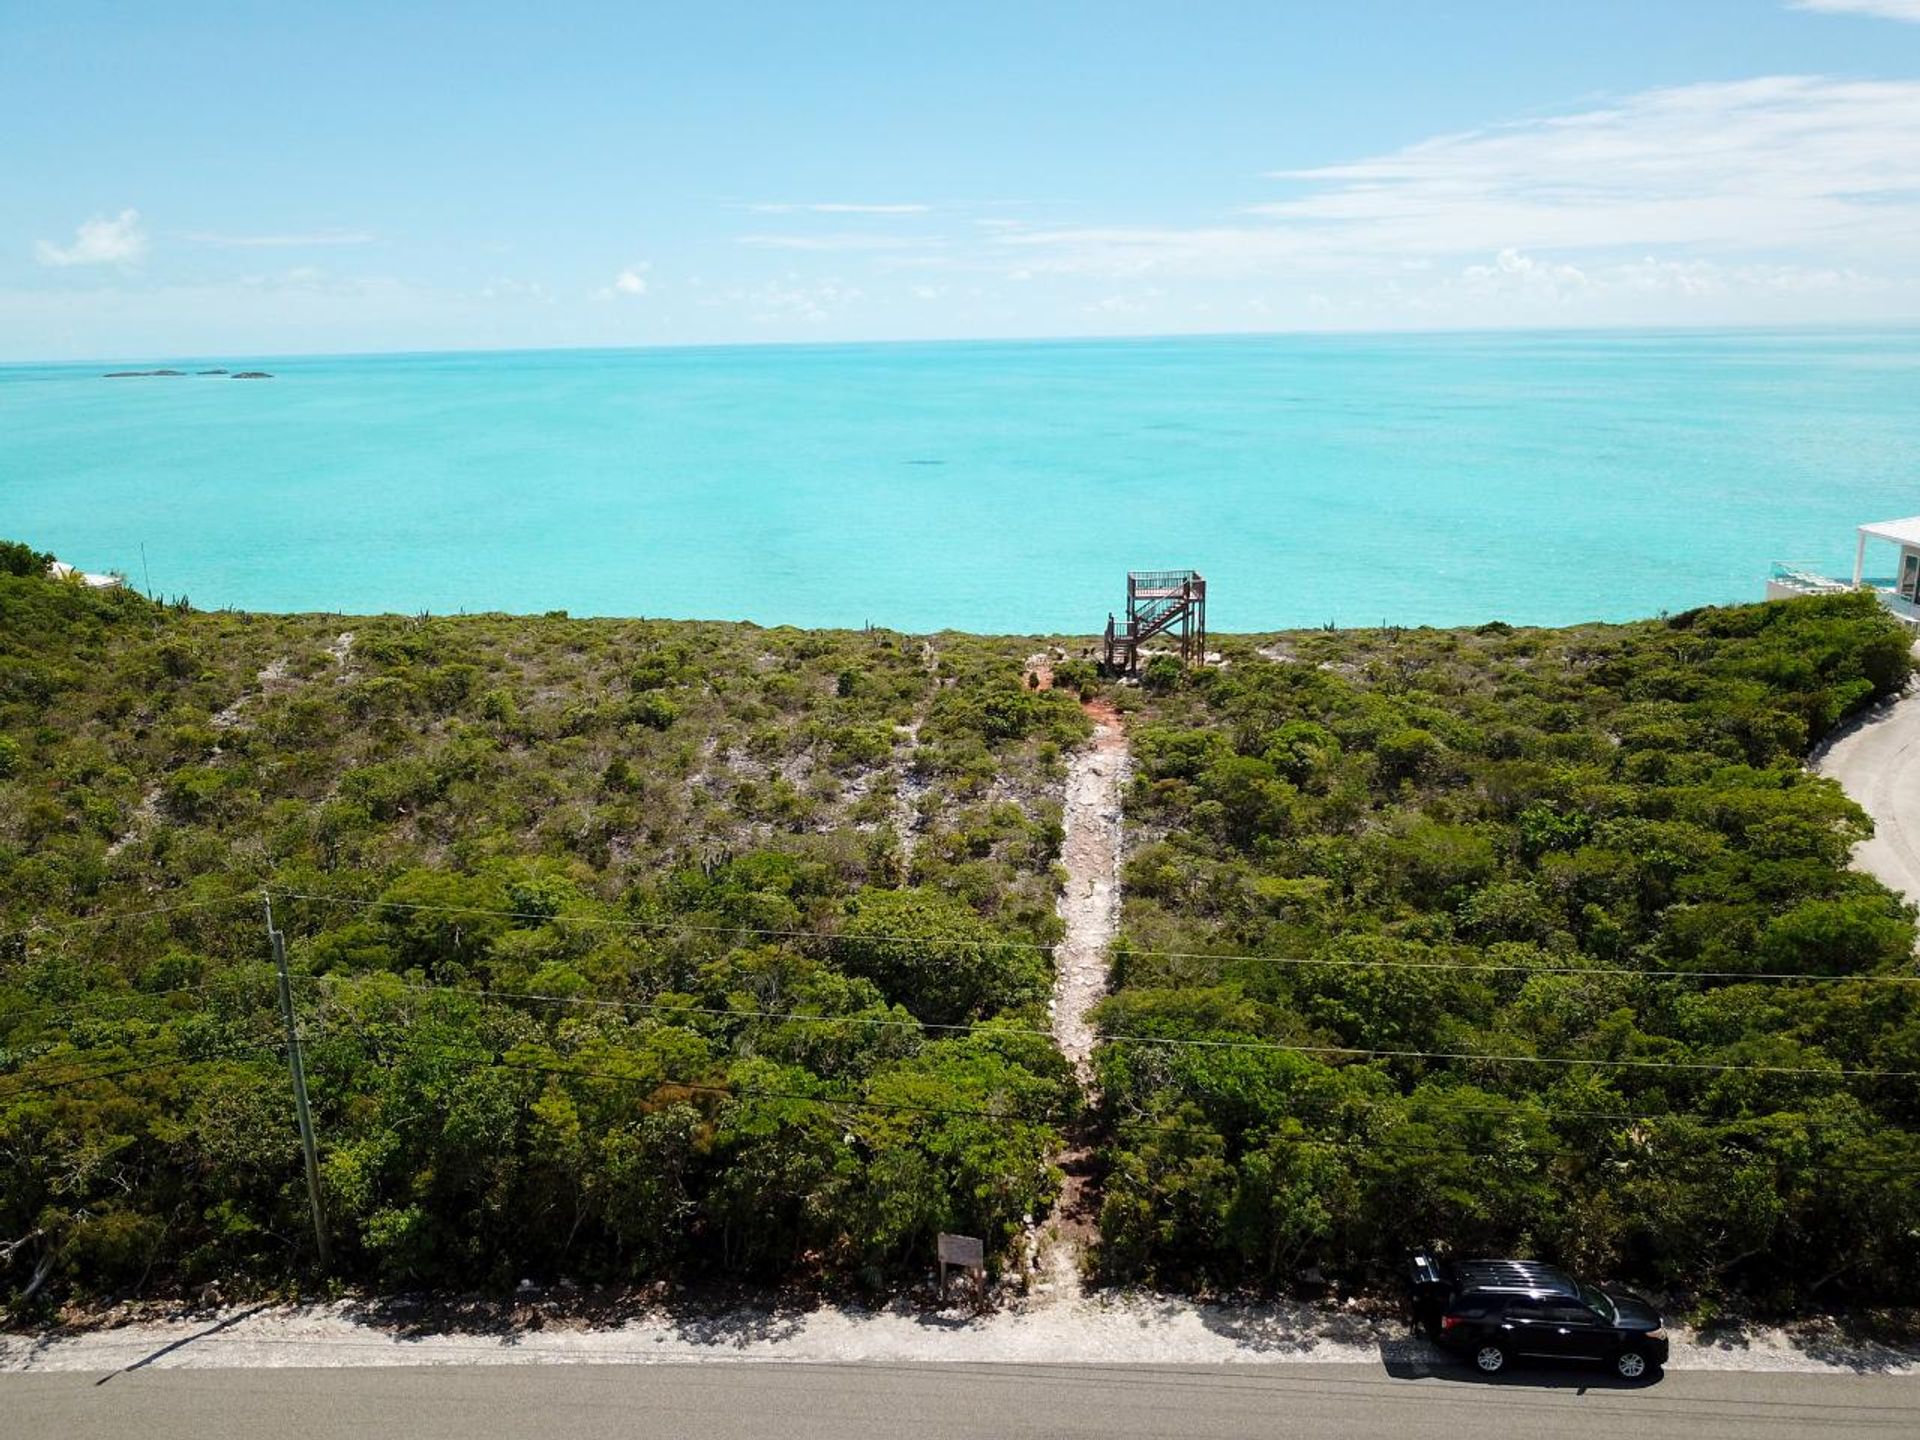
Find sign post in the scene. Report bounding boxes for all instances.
[937,1232,986,1306]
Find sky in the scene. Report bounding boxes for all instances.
[6,0,1920,359]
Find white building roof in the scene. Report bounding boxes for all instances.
[46,561,122,589]
[1860,517,1920,548]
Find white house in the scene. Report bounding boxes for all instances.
[1768,517,1920,625]
[46,560,123,590]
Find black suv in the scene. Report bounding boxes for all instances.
[1407,1255,1669,1380]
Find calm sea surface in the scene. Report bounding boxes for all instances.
[4,331,1918,633]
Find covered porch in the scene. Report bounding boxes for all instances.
[1768,516,1920,626]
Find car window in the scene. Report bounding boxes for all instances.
[1544,1302,1597,1323]
[1576,1283,1617,1323]
[1502,1298,1544,1320]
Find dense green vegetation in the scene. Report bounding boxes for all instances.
[1094,595,1920,1308]
[8,542,1920,1317]
[0,559,1086,1303]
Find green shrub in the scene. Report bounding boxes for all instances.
[836,886,1047,1025]
[0,539,52,578]
[1142,654,1183,693]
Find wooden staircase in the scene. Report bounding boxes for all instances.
[1103,570,1206,675]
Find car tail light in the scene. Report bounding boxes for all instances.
[1440,1314,1463,1331]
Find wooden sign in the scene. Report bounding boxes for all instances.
[938,1233,984,1269]
[938,1232,986,1306]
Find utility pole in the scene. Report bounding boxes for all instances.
[265,894,330,1269]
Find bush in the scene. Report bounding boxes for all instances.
[1142,655,1183,693]
[1052,659,1097,693]
[835,886,1047,1025]
[1095,593,1920,1303]
[0,539,52,578]
[628,692,679,730]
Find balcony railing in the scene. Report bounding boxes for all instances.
[1768,561,1850,595]
[1769,562,1920,625]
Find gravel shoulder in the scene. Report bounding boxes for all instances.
[3,1290,1915,1375]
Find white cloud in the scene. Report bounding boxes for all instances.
[36,209,147,267]
[995,77,1920,283]
[737,232,938,252]
[1366,248,1905,326]
[1458,248,1589,302]
[187,234,378,251]
[186,230,375,248]
[721,277,864,324]
[479,277,554,302]
[1256,76,1920,256]
[231,266,415,300]
[746,202,931,214]
[596,264,651,300]
[1791,1,1920,21]
[1088,288,1163,315]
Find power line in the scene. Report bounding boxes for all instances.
[311,973,1908,1134]
[297,971,1920,1080]
[1093,1032,1920,1079]
[321,1027,1920,1179]
[0,891,260,948]
[0,1029,286,1100]
[10,1018,1913,1181]
[265,890,1920,986]
[0,976,273,1025]
[317,1027,1063,1128]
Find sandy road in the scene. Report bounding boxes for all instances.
[1813,665,1920,905]
[7,1361,1917,1440]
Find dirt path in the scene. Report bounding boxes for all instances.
[1020,690,1130,1300]
[1812,649,1920,908]
[1051,696,1129,1084]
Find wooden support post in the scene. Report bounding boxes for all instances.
[938,1232,985,1308]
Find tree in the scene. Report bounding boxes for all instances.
[0,540,51,578]
[835,887,1047,1025]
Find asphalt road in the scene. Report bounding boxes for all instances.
[6,1361,1917,1440]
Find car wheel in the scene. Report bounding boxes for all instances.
[1614,1348,1650,1380]
[1474,1343,1509,1375]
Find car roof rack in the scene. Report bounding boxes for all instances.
[1451,1258,1579,1297]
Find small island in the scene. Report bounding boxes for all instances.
[98,367,273,379]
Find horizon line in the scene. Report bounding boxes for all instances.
[6,317,1920,370]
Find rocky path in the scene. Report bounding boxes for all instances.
[1051,697,1129,1085]
[1024,691,1129,1300]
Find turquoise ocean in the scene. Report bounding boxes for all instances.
[4,330,1918,633]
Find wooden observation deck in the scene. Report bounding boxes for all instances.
[1103,569,1207,675]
